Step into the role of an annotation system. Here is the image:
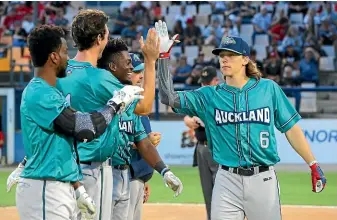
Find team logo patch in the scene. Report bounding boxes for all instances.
[201,71,208,77]
[66,69,72,75]
[133,54,141,62]
[214,107,271,125]
[221,36,236,45]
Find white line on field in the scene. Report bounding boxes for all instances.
[145,203,337,209]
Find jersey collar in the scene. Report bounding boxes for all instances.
[67,59,93,68]
[221,78,258,93]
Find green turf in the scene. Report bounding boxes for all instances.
[0,167,336,207]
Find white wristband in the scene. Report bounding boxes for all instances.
[75,185,86,199]
[309,160,317,166]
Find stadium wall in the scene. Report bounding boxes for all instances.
[12,119,337,164]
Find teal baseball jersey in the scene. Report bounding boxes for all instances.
[174,78,301,167]
[111,113,148,166]
[20,77,81,182]
[56,59,137,162]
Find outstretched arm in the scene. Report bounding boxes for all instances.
[158,58,181,108]
[134,28,160,115]
[55,85,144,143]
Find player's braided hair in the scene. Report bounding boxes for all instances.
[28,24,65,67]
[71,9,109,51]
[246,60,262,80]
[97,38,129,70]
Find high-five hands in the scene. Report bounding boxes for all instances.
[154,20,180,58]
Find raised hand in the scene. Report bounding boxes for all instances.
[154,20,180,58]
[140,28,160,62]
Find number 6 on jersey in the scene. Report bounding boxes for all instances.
[260,131,269,148]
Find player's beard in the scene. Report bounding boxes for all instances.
[56,65,67,78]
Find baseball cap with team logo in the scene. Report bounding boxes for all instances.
[212,36,250,56]
[198,66,217,84]
[129,53,144,72]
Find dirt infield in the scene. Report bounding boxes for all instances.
[1,204,336,220]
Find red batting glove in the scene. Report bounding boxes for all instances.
[155,20,180,59]
[309,161,327,193]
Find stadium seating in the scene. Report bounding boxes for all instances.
[198,4,212,15]
[321,46,335,58]
[319,57,335,71]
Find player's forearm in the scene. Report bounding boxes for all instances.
[158,58,181,108]
[54,104,120,143]
[285,124,316,165]
[137,139,168,174]
[134,59,156,115]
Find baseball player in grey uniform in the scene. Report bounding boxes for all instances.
[127,54,161,220]
[155,20,327,220]
[184,66,219,220]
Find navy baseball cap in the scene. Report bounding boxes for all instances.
[129,53,144,72]
[212,36,250,56]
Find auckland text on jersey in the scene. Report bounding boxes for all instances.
[214,107,271,125]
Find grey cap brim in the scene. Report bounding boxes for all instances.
[212,48,243,56]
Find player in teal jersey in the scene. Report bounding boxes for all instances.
[156,21,326,220]
[59,9,161,220]
[15,25,143,220]
[97,41,183,220]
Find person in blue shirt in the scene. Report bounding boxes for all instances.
[299,47,320,84]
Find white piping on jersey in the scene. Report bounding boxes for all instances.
[246,80,260,166]
[280,112,298,129]
[222,87,243,167]
[67,64,93,69]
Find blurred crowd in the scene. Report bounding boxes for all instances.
[1,1,337,88]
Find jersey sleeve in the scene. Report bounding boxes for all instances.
[273,82,301,133]
[133,116,147,143]
[173,89,206,118]
[140,116,152,134]
[27,87,68,131]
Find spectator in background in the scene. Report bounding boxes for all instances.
[320,2,337,26]
[184,18,202,46]
[3,8,20,31]
[53,10,69,30]
[173,20,184,44]
[252,5,272,44]
[12,21,27,48]
[299,47,320,84]
[223,18,239,37]
[175,5,191,29]
[121,21,138,39]
[210,1,226,14]
[279,25,303,52]
[282,45,301,69]
[132,2,150,25]
[268,17,289,43]
[304,7,321,35]
[203,19,223,42]
[224,2,240,22]
[138,17,151,40]
[319,16,337,45]
[185,65,203,86]
[288,1,308,16]
[22,13,34,34]
[112,8,132,35]
[264,51,282,83]
[282,64,300,86]
[250,49,264,72]
[150,1,162,21]
[193,52,212,69]
[172,55,193,83]
[239,2,256,24]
